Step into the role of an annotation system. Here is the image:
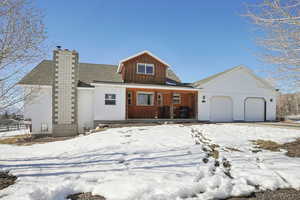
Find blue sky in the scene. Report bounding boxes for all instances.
[37,0,267,83]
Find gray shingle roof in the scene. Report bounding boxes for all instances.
[19,60,181,86]
[166,68,181,83]
[19,60,54,86]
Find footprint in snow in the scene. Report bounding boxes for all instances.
[124,135,131,137]
[117,158,125,163]
[138,128,148,131]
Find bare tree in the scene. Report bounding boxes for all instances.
[0,0,46,113]
[244,0,300,91]
[277,92,300,119]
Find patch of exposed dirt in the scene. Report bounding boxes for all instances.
[66,192,105,200]
[226,188,300,200]
[251,138,300,157]
[0,134,74,146]
[0,171,17,190]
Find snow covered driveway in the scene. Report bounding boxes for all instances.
[0,124,300,200]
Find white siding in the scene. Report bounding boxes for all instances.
[197,68,277,121]
[78,89,94,133]
[24,87,52,133]
[94,85,126,120]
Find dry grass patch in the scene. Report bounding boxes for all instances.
[66,192,105,200]
[282,138,300,157]
[207,143,220,159]
[0,134,74,146]
[224,147,243,152]
[210,149,219,159]
[0,134,31,145]
[251,138,300,157]
[251,140,282,151]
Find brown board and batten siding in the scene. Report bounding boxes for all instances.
[126,88,197,119]
[121,53,168,84]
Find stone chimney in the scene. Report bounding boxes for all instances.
[52,47,79,136]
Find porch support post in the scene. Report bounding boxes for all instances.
[154,91,158,119]
[195,92,198,119]
[170,92,174,119]
[125,89,128,120]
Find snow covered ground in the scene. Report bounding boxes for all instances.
[0,124,300,200]
[0,129,30,139]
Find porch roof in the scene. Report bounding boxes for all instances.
[91,81,199,91]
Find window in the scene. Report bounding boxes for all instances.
[127,92,132,105]
[173,93,181,104]
[137,63,154,75]
[41,123,48,132]
[137,92,154,106]
[157,93,163,106]
[105,94,116,105]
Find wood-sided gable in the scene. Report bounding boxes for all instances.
[120,52,169,84]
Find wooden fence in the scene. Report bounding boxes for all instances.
[0,123,29,132]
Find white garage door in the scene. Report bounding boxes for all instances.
[210,96,233,122]
[245,98,265,122]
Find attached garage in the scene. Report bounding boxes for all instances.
[210,96,233,122]
[194,66,277,122]
[245,98,266,122]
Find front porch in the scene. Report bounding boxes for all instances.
[126,88,198,120]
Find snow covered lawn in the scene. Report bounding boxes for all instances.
[0,124,300,200]
[0,129,30,139]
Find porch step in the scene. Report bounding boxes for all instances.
[94,119,199,128]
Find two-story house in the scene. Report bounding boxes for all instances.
[19,47,277,136]
[20,48,199,136]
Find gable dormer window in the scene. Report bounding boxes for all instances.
[137,63,154,75]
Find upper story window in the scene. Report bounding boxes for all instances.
[137,63,154,75]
